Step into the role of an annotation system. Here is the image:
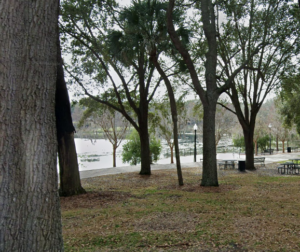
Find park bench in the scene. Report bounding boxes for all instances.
[262,149,274,155]
[290,147,299,152]
[278,164,300,175]
[218,160,235,170]
[292,164,300,174]
[254,157,265,167]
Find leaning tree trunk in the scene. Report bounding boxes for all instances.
[0,0,63,250]
[201,103,219,186]
[56,29,86,197]
[150,55,183,185]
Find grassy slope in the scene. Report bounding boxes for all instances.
[61,165,300,251]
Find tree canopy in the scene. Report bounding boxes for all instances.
[277,74,300,134]
[60,0,300,183]
[217,0,300,170]
[60,0,168,174]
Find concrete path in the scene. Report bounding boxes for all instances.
[80,152,300,179]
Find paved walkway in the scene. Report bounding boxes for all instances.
[80,152,300,179]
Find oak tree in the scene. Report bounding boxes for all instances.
[60,0,162,175]
[167,0,257,185]
[219,0,300,170]
[0,0,63,250]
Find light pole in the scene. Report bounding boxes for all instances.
[194,124,198,162]
[268,123,272,155]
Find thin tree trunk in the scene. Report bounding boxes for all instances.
[0,0,63,250]
[173,119,184,185]
[170,145,174,164]
[282,141,285,153]
[113,145,116,167]
[254,140,258,156]
[150,56,183,185]
[56,26,86,197]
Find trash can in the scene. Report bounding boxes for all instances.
[287,147,291,153]
[238,160,246,172]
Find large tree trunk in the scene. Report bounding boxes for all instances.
[200,0,219,186]
[139,125,151,175]
[138,105,151,175]
[0,0,63,251]
[243,127,256,170]
[201,103,219,186]
[56,27,86,197]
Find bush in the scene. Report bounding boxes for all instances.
[122,130,161,165]
[257,135,272,151]
[232,135,245,150]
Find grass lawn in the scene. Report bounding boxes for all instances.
[61,164,300,251]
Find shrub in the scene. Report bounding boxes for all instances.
[232,135,245,150]
[257,135,272,151]
[122,130,161,165]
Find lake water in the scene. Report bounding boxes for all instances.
[75,138,126,171]
[73,138,241,171]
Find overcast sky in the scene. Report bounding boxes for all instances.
[119,0,131,7]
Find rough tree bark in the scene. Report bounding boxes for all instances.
[56,30,86,197]
[0,0,63,250]
[201,102,219,185]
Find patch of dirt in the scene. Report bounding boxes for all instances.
[182,184,239,193]
[160,183,239,193]
[60,191,131,210]
[234,216,277,235]
[134,212,199,232]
